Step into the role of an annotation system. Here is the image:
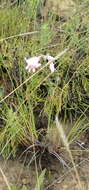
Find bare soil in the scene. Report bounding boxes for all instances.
[1,141,89,190]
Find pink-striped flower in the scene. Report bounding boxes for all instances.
[25,54,55,73]
[25,56,41,72]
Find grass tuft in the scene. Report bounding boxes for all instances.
[0,0,89,161]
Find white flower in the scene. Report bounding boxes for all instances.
[25,54,55,73]
[25,56,41,72]
[49,63,55,73]
[45,54,54,61]
[43,54,55,73]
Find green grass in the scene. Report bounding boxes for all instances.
[0,0,89,160]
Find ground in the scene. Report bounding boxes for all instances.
[0,142,89,190]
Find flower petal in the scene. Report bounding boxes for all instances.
[49,63,55,73]
[32,68,36,72]
[28,68,31,72]
[37,63,41,68]
[25,64,30,70]
[46,54,54,61]
[25,56,42,72]
[43,54,54,61]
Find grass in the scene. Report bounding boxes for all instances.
[0,0,89,189]
[0,0,89,153]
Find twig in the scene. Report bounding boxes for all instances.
[0,167,11,190]
[0,31,39,41]
[45,157,89,190]
[50,151,70,169]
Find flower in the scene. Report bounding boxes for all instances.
[25,54,55,73]
[25,56,41,72]
[43,54,55,73]
[49,63,55,73]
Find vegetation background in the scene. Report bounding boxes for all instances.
[0,0,89,189]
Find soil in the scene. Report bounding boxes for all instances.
[1,140,89,190]
[43,0,76,19]
[0,157,36,190]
